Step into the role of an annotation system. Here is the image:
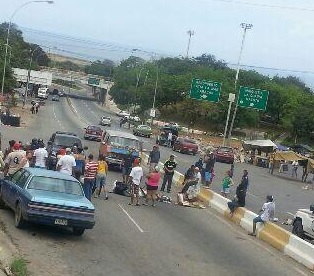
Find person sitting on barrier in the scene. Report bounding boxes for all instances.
[183,165,195,183]
[228,183,246,217]
[181,167,201,195]
[248,195,275,236]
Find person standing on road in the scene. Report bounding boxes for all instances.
[4,140,16,159]
[94,155,109,199]
[147,145,160,172]
[268,151,275,174]
[143,165,160,207]
[73,147,85,180]
[160,154,177,193]
[57,148,76,176]
[32,140,48,169]
[240,169,249,196]
[128,158,143,206]
[249,195,275,236]
[291,160,299,178]
[122,148,135,183]
[167,131,173,148]
[221,170,234,198]
[83,154,98,201]
[3,143,28,177]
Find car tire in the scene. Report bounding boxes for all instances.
[0,187,5,208]
[15,202,26,229]
[292,220,304,239]
[73,227,85,236]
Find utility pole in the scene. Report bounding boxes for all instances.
[186,30,195,59]
[227,23,253,143]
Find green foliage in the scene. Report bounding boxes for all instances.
[10,257,30,276]
[84,59,115,77]
[51,60,82,71]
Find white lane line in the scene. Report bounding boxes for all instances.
[287,212,294,216]
[53,106,64,129]
[118,204,145,233]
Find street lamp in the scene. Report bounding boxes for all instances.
[186,30,195,59]
[1,0,54,97]
[226,23,253,142]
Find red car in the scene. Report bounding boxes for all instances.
[214,146,234,164]
[172,137,198,155]
[84,125,103,141]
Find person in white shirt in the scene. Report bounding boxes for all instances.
[4,143,28,177]
[57,148,76,175]
[33,141,48,168]
[291,160,299,178]
[128,158,143,206]
[167,132,173,148]
[249,195,275,236]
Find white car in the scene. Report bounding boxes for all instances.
[100,116,111,126]
[292,205,314,239]
[116,110,130,118]
[129,115,140,122]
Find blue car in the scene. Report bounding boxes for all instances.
[0,168,95,236]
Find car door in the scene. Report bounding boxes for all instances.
[4,169,24,208]
[8,170,30,209]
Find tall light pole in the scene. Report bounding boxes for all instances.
[186,30,195,59]
[1,0,54,96]
[227,23,253,142]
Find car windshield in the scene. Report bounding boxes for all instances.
[219,147,233,152]
[28,176,83,196]
[54,136,82,148]
[102,117,110,120]
[88,126,101,131]
[184,139,197,144]
[110,136,141,150]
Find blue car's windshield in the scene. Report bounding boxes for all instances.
[28,176,83,196]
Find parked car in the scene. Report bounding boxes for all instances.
[58,90,65,97]
[133,125,152,138]
[116,110,130,118]
[172,137,198,155]
[0,168,95,235]
[99,116,111,126]
[52,95,60,101]
[129,115,141,123]
[214,146,235,164]
[292,205,314,239]
[52,88,59,95]
[46,131,85,170]
[156,126,178,146]
[84,125,103,141]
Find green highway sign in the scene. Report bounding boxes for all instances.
[88,77,100,86]
[238,86,269,111]
[189,78,221,103]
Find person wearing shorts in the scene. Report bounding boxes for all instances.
[94,155,109,199]
[143,166,160,207]
[221,170,234,198]
[128,158,143,206]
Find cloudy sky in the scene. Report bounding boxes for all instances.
[1,0,314,83]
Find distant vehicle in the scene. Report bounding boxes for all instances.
[46,131,85,170]
[156,126,178,146]
[165,122,180,129]
[129,115,140,122]
[84,125,103,141]
[58,90,65,97]
[133,125,152,138]
[116,110,130,118]
[52,95,60,101]
[292,205,314,239]
[99,116,111,126]
[99,129,142,170]
[172,137,198,155]
[0,168,95,235]
[214,146,234,164]
[37,87,49,99]
[52,88,59,95]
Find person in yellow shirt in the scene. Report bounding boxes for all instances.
[94,155,109,199]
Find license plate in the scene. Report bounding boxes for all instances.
[54,219,68,226]
[92,132,96,134]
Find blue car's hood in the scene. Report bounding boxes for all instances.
[27,189,94,210]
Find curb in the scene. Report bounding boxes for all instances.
[145,155,314,271]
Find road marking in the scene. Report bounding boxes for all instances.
[287,212,294,216]
[118,204,145,233]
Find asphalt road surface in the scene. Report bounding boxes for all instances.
[0,95,312,275]
[68,96,314,232]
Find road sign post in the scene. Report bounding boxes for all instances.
[189,78,221,103]
[238,86,269,111]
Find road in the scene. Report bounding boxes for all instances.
[67,94,314,233]
[0,95,312,275]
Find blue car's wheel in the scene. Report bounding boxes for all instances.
[15,202,26,229]
[0,187,5,208]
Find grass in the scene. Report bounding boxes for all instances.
[10,258,30,276]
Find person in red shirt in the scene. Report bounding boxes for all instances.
[143,166,161,207]
[83,154,98,201]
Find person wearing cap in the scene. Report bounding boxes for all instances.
[143,165,160,207]
[57,148,76,176]
[128,158,143,206]
[160,155,177,193]
[249,195,275,236]
[83,154,98,201]
[3,143,28,177]
[221,170,234,198]
[147,145,160,172]
[33,140,48,169]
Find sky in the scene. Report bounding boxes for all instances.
[1,0,314,85]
